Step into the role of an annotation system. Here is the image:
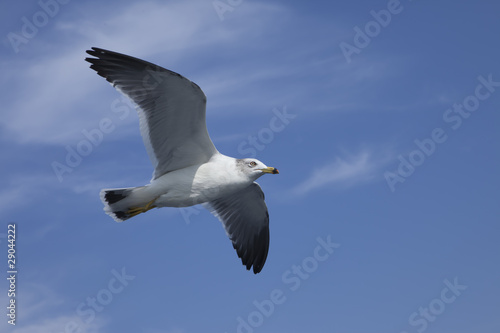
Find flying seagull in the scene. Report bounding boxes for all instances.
[85,47,279,274]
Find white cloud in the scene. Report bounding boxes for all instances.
[292,148,392,195]
[14,282,63,318]
[0,173,58,214]
[6,315,105,333]
[0,280,106,333]
[1,0,290,145]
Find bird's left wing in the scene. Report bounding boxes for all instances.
[85,47,218,179]
[204,183,270,274]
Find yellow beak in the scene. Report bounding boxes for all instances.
[260,167,279,174]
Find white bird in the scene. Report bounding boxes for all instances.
[85,47,279,274]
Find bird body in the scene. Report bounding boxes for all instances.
[102,153,266,213]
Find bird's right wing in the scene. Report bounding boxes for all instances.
[85,47,218,179]
[204,182,270,274]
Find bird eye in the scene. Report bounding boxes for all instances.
[249,161,257,167]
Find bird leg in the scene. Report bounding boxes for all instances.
[126,198,157,218]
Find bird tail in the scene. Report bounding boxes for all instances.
[100,186,156,222]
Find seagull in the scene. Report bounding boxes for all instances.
[85,47,279,274]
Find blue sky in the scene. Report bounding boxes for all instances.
[1,0,499,332]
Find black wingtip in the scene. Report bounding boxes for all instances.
[252,264,263,274]
[236,227,269,274]
[85,47,101,58]
[86,46,104,54]
[85,47,101,66]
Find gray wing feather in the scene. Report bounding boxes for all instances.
[85,47,218,179]
[204,182,270,274]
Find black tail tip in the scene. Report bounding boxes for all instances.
[104,190,128,204]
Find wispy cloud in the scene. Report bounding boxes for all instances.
[7,315,105,333]
[292,148,392,196]
[0,280,105,333]
[0,172,58,214]
[1,0,290,145]
[1,0,404,148]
